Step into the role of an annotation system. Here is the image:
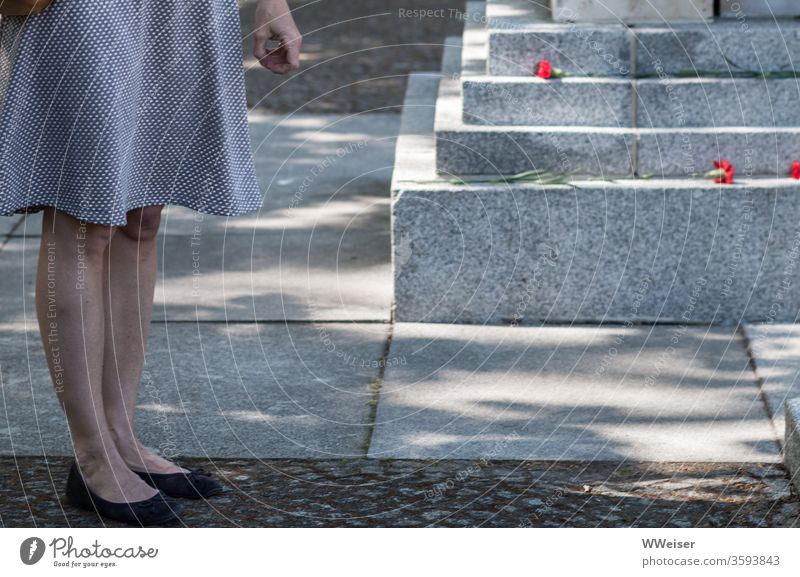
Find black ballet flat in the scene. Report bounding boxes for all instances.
[131,466,224,499]
[65,461,184,526]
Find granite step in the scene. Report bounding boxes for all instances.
[436,75,634,176]
[637,77,800,128]
[463,77,634,127]
[395,72,800,324]
[484,0,800,77]
[445,29,800,177]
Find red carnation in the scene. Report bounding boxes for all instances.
[712,160,734,184]
[536,59,552,79]
[792,161,800,179]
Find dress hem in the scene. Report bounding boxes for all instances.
[0,199,264,227]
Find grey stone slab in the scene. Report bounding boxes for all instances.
[463,77,633,127]
[635,20,800,75]
[391,74,440,193]
[393,179,800,324]
[440,26,634,176]
[436,77,634,176]
[0,214,23,237]
[637,127,800,177]
[394,55,800,324]
[743,324,800,439]
[488,25,632,77]
[637,78,800,128]
[0,224,392,324]
[156,228,390,322]
[0,321,387,458]
[552,0,713,22]
[0,238,38,325]
[785,398,800,494]
[485,0,632,77]
[721,0,800,18]
[369,323,778,461]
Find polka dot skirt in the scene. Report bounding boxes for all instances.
[0,0,263,226]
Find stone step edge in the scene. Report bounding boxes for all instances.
[442,31,800,178]
[482,0,800,78]
[440,60,800,138]
[392,72,800,194]
[484,0,800,31]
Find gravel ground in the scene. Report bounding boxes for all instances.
[1,457,797,528]
[239,0,466,113]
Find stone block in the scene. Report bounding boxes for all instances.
[637,78,800,128]
[552,0,713,22]
[463,77,633,126]
[394,179,800,324]
[489,26,631,76]
[485,0,632,76]
[637,128,800,177]
[436,77,634,176]
[635,21,800,75]
[721,0,800,18]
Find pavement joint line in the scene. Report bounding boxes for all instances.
[149,319,392,325]
[739,324,784,451]
[360,322,395,457]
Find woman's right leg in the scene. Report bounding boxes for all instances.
[34,207,159,503]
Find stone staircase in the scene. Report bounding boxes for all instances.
[391,0,800,325]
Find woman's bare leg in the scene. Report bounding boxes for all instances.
[101,206,188,475]
[35,207,159,502]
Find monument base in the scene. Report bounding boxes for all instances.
[552,0,713,22]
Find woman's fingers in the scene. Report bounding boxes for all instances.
[261,33,301,74]
[253,23,269,63]
[285,33,301,70]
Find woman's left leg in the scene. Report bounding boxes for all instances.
[101,205,189,474]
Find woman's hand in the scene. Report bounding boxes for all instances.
[253,0,302,74]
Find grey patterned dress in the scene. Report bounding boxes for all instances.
[0,0,263,226]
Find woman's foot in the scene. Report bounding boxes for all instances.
[114,436,191,475]
[74,451,160,503]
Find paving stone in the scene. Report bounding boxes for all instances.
[463,77,633,127]
[0,214,22,237]
[743,324,800,438]
[369,323,779,462]
[1,456,796,527]
[637,78,800,128]
[156,227,390,322]
[0,224,391,324]
[0,322,387,459]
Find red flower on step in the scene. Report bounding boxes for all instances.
[792,161,800,180]
[536,59,552,79]
[713,160,735,184]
